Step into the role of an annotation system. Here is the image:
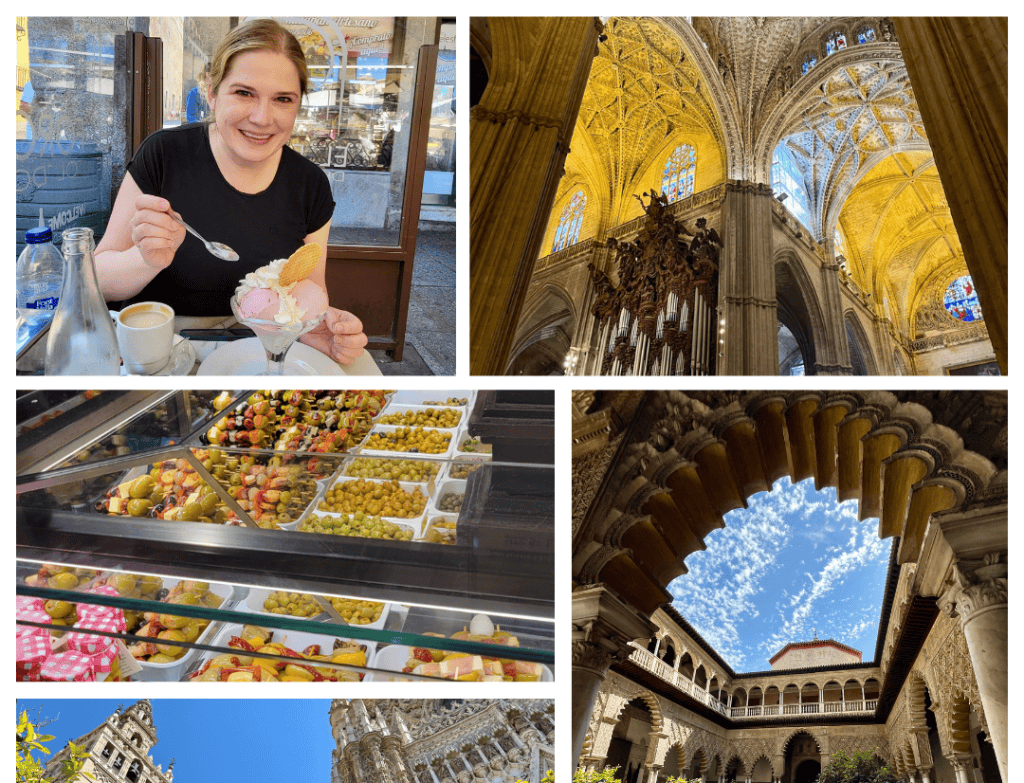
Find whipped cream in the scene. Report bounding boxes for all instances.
[236,258,305,325]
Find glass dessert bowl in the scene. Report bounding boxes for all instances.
[230,293,325,375]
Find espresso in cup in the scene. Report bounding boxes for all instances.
[117,302,175,374]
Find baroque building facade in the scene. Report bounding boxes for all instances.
[470,18,1007,376]
[329,699,555,783]
[572,391,1006,783]
[44,700,174,783]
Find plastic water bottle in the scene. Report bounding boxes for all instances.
[16,210,64,323]
[44,227,121,375]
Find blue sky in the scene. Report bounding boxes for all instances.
[16,700,335,780]
[667,476,891,672]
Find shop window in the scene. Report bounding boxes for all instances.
[802,55,817,75]
[16,17,131,259]
[662,144,697,203]
[943,275,983,323]
[771,145,813,231]
[422,21,456,210]
[553,191,586,252]
[825,31,848,56]
[857,28,876,44]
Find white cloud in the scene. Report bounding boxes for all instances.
[669,477,888,670]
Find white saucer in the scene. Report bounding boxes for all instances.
[121,335,196,376]
[195,336,343,376]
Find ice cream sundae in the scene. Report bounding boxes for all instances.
[230,243,330,374]
[236,244,329,325]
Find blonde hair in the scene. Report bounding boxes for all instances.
[209,18,308,102]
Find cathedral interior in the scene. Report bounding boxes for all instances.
[571,391,1007,783]
[469,17,1007,376]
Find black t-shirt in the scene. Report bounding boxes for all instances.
[125,123,335,315]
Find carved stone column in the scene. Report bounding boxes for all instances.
[894,18,1007,373]
[572,584,658,770]
[938,554,1007,783]
[815,258,853,375]
[383,737,413,783]
[719,181,777,375]
[470,17,601,375]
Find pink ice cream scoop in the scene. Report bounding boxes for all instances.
[291,279,330,320]
[239,288,281,320]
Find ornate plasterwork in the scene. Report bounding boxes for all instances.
[572,433,623,538]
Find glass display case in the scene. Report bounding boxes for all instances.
[17,390,554,683]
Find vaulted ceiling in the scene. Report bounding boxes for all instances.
[551,16,973,341]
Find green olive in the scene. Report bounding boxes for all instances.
[129,475,156,499]
[127,499,153,517]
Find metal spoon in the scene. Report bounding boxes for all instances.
[169,213,239,261]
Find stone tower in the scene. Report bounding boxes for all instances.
[329,699,555,783]
[45,700,174,783]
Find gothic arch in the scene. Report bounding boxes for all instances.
[843,310,878,375]
[753,44,907,185]
[507,284,577,375]
[654,18,745,181]
[775,249,827,375]
[575,391,999,615]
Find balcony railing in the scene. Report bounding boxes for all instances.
[628,645,878,721]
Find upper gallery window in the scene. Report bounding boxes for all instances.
[552,191,586,252]
[662,145,697,203]
[802,54,817,75]
[825,31,848,56]
[772,145,813,231]
[857,28,876,44]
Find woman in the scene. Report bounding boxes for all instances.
[94,19,367,365]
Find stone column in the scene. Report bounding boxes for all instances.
[719,181,777,375]
[470,17,601,374]
[893,18,1007,373]
[572,584,658,771]
[815,254,853,375]
[383,737,414,783]
[938,554,1007,783]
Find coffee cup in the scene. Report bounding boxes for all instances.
[116,302,175,374]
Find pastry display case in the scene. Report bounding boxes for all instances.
[16,389,554,683]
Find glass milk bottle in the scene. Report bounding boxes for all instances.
[44,227,121,375]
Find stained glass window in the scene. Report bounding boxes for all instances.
[772,145,813,231]
[825,31,847,56]
[802,55,817,75]
[857,28,876,44]
[943,275,984,322]
[662,145,697,203]
[552,191,586,252]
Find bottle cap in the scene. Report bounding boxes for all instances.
[26,225,53,244]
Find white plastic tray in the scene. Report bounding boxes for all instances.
[131,578,237,682]
[389,391,474,408]
[374,403,465,430]
[366,644,553,682]
[243,588,391,630]
[192,623,376,681]
[427,478,466,517]
[287,475,430,534]
[358,424,456,460]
